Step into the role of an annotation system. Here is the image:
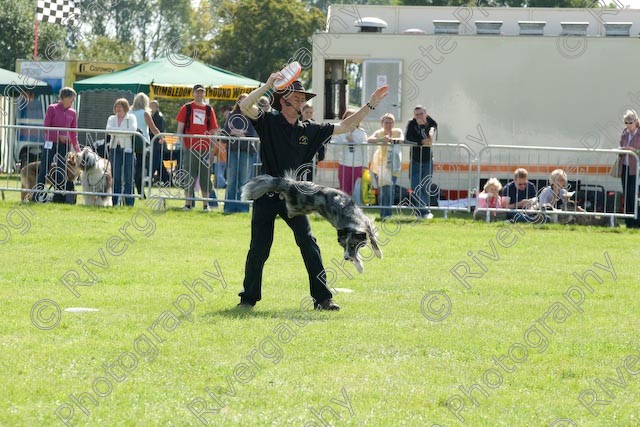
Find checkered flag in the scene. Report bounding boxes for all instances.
[36,0,79,25]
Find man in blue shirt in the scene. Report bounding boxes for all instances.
[501,168,537,222]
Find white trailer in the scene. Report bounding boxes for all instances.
[310,4,640,193]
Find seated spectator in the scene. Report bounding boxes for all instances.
[538,169,575,209]
[474,178,505,220]
[368,113,404,219]
[331,109,369,196]
[501,168,537,222]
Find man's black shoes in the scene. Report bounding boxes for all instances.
[315,299,340,311]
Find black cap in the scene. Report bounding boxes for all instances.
[193,84,205,92]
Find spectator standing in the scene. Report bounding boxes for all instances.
[405,105,437,219]
[257,96,272,113]
[149,100,170,184]
[368,113,404,219]
[300,103,324,180]
[331,109,369,196]
[176,84,219,211]
[131,93,160,199]
[223,93,258,214]
[106,98,137,206]
[36,87,80,204]
[302,103,314,121]
[617,109,640,228]
[214,105,234,189]
[213,140,227,189]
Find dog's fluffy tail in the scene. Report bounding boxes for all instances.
[241,175,290,201]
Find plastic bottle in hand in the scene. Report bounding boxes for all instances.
[429,127,435,137]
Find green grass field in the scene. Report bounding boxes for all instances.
[1,193,639,427]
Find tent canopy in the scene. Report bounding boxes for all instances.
[0,67,52,97]
[73,57,262,101]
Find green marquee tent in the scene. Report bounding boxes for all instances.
[0,67,52,97]
[73,57,262,101]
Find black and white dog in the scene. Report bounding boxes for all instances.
[241,173,383,272]
[75,147,113,207]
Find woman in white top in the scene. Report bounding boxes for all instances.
[106,98,137,206]
[331,109,368,196]
[131,93,160,199]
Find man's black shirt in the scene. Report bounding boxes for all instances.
[251,110,334,177]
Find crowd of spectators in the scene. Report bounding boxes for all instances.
[31,87,640,227]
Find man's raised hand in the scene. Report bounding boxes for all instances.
[369,85,389,108]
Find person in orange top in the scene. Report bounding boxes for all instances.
[213,138,227,186]
[176,84,219,211]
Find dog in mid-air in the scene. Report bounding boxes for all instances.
[75,147,113,207]
[241,172,383,273]
[20,152,80,202]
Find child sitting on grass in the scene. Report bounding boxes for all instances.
[538,169,575,209]
[474,178,504,220]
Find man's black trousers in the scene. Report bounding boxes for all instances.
[239,193,333,305]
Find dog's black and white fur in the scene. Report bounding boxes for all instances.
[241,172,382,272]
[75,147,113,207]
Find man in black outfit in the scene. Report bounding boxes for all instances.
[238,72,388,310]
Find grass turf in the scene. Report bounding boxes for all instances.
[1,194,639,426]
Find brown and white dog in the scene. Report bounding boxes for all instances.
[20,152,80,202]
[75,147,113,207]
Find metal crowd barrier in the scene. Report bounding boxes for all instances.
[1,123,637,226]
[475,145,639,224]
[319,141,475,217]
[146,133,262,209]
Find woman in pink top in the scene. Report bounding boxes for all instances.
[36,87,79,204]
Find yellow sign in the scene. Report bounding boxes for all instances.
[76,62,129,76]
[150,84,256,101]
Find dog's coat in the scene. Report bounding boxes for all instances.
[557,200,615,227]
[20,152,80,202]
[75,147,113,207]
[241,173,382,272]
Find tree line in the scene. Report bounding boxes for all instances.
[2,0,598,79]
